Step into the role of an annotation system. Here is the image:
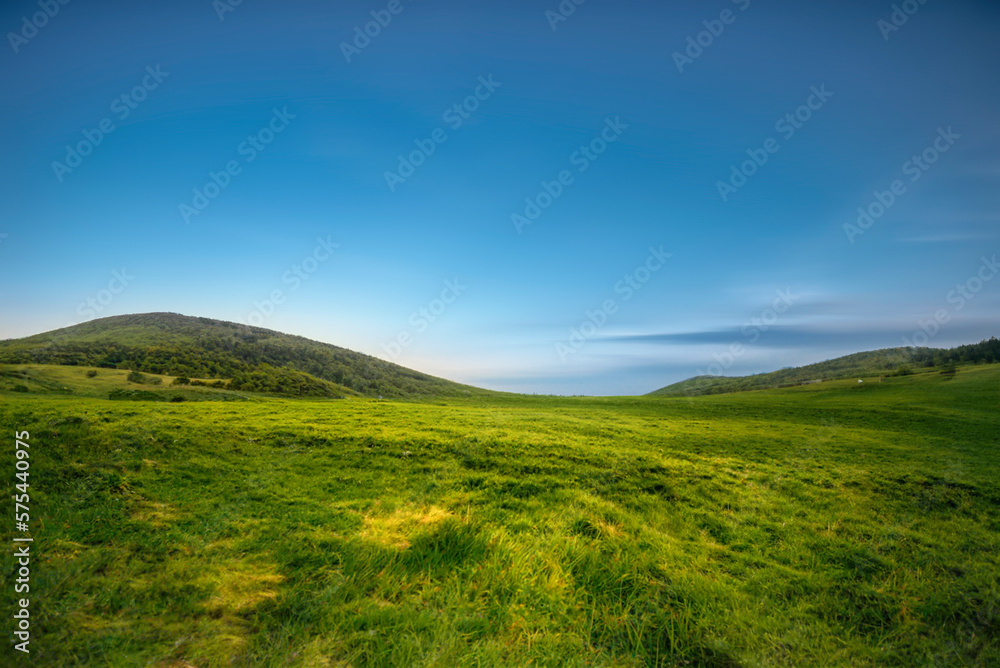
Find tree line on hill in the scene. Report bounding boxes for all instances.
[0,314,473,398]
[907,337,999,366]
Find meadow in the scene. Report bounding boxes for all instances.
[1,363,998,666]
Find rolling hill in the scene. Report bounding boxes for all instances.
[0,312,488,399]
[649,337,1000,396]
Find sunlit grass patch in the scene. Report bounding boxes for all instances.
[360,504,454,550]
[131,499,181,528]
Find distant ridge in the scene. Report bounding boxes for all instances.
[0,312,489,399]
[648,338,999,397]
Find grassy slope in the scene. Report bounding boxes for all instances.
[1,365,998,666]
[648,348,930,396]
[1,363,358,402]
[0,313,488,399]
[1,364,255,400]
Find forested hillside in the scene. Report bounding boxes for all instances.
[0,313,486,398]
[650,337,1000,396]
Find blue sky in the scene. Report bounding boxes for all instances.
[1,0,998,395]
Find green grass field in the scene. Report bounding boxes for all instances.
[2,363,998,666]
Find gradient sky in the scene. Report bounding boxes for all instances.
[2,0,998,395]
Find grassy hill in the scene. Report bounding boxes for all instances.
[0,364,288,402]
[0,313,488,399]
[649,338,1000,396]
[2,362,998,666]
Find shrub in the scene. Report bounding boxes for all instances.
[127,371,147,384]
[170,395,186,402]
[148,377,163,385]
[172,377,191,386]
[85,370,98,378]
[12,384,29,393]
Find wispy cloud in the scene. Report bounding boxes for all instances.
[898,233,999,243]
[603,321,1000,351]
